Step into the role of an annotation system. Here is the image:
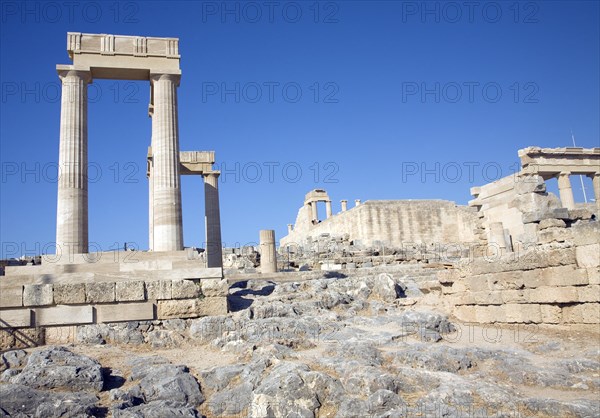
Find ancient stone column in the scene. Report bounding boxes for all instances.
[590,173,600,207]
[150,73,183,251]
[56,68,92,256]
[325,200,332,218]
[340,200,348,212]
[204,172,223,268]
[355,199,361,207]
[557,172,575,210]
[259,229,277,273]
[147,154,154,251]
[287,224,293,233]
[311,202,318,222]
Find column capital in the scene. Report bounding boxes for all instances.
[203,171,220,179]
[557,171,572,178]
[150,72,181,86]
[57,65,92,83]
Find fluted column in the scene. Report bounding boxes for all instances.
[150,73,183,251]
[340,200,347,212]
[557,172,575,210]
[148,157,154,251]
[204,172,222,268]
[259,229,277,273]
[311,202,318,222]
[590,173,600,208]
[56,68,91,256]
[325,200,332,218]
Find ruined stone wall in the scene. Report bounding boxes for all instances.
[438,221,600,325]
[282,200,482,249]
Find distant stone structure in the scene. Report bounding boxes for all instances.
[281,190,482,250]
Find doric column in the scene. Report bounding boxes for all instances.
[259,229,277,273]
[147,150,154,251]
[340,200,348,212]
[325,200,332,218]
[355,199,361,207]
[150,73,183,251]
[56,68,91,256]
[311,202,318,222]
[287,224,293,234]
[204,172,223,268]
[557,172,575,210]
[590,173,600,207]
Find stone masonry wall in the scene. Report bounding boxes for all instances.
[438,221,600,325]
[0,277,228,350]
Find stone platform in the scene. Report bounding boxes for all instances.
[0,250,227,332]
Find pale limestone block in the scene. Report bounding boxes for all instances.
[453,305,476,322]
[577,285,600,303]
[540,305,562,324]
[23,284,53,306]
[587,267,600,285]
[504,304,541,323]
[172,280,200,299]
[146,280,172,300]
[475,305,505,323]
[465,276,490,292]
[472,291,503,305]
[115,281,146,302]
[539,265,588,287]
[527,286,579,304]
[157,296,227,319]
[45,326,77,344]
[538,227,572,244]
[54,283,86,304]
[86,282,115,303]
[34,305,93,326]
[538,218,566,230]
[0,309,32,328]
[200,278,228,297]
[576,244,600,268]
[96,302,155,323]
[562,303,600,324]
[572,222,600,246]
[501,290,527,304]
[198,296,228,316]
[0,287,22,308]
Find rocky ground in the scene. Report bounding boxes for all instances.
[1,272,599,417]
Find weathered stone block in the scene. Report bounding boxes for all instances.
[200,278,228,297]
[504,304,541,323]
[0,287,23,308]
[527,286,579,304]
[172,280,200,299]
[562,303,600,324]
[540,305,561,324]
[34,305,93,326]
[501,289,527,304]
[146,280,172,300]
[453,305,476,322]
[96,302,154,323]
[539,265,588,287]
[538,227,572,244]
[23,284,53,306]
[577,285,600,303]
[587,267,600,285]
[469,248,576,276]
[538,218,566,230]
[472,291,503,305]
[575,244,600,268]
[157,296,227,319]
[115,281,145,302]
[475,305,505,323]
[54,283,86,305]
[0,309,32,328]
[465,276,490,292]
[86,282,115,303]
[436,269,457,285]
[571,222,600,246]
[44,326,77,344]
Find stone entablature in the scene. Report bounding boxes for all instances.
[66,32,180,80]
[519,146,600,177]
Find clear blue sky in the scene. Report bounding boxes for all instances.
[1,1,599,258]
